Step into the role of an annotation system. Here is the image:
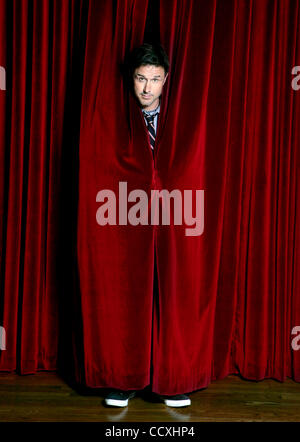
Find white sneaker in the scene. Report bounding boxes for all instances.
[104,390,136,407]
[161,394,191,407]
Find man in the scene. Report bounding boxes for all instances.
[104,43,191,408]
[128,43,169,154]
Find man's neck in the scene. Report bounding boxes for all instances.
[142,103,160,114]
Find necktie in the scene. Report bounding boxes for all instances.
[144,113,158,151]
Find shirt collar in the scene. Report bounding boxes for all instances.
[142,104,160,116]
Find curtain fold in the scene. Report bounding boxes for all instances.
[159,0,300,383]
[0,0,86,373]
[76,0,152,389]
[0,0,6,326]
[0,0,299,392]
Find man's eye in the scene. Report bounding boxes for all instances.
[152,79,158,82]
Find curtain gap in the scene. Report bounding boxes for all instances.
[143,0,160,45]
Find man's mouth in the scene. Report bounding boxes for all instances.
[141,94,152,100]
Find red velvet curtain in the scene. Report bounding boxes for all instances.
[0,0,300,393]
[159,0,300,385]
[0,0,87,372]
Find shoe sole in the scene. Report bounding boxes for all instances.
[105,398,129,407]
[164,398,191,407]
[105,392,136,408]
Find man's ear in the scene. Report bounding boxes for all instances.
[163,73,169,85]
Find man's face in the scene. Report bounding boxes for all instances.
[133,64,168,111]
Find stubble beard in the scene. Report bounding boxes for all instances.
[139,95,159,111]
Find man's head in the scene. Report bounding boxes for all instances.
[127,43,169,111]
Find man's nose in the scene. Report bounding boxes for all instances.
[143,80,151,93]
